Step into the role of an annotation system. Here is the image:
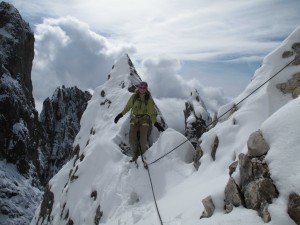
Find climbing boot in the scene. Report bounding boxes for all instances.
[130,157,137,163]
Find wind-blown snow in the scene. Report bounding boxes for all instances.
[32,27,300,225]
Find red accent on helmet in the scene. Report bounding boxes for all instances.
[138,81,148,89]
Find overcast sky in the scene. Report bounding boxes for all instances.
[4,0,300,112]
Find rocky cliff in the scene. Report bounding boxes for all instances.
[0,2,46,224]
[0,2,91,224]
[40,86,91,179]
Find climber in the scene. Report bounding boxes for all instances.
[114,81,165,162]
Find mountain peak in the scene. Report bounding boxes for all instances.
[107,54,142,92]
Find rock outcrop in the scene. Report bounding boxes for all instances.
[224,130,279,222]
[200,195,215,219]
[184,90,211,169]
[40,86,91,179]
[288,192,300,225]
[277,42,300,98]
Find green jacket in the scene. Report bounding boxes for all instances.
[121,92,157,126]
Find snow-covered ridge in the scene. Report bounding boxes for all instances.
[31,26,300,225]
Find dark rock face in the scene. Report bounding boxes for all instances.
[35,185,54,224]
[288,192,300,225]
[0,3,91,224]
[0,1,35,102]
[0,2,46,224]
[40,86,91,178]
[0,0,40,172]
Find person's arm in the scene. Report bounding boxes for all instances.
[121,94,135,115]
[147,97,157,124]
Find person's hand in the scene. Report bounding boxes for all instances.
[154,122,164,132]
[114,113,123,123]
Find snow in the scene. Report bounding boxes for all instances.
[0,161,42,225]
[31,27,300,225]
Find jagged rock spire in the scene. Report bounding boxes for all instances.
[184,89,211,147]
[40,86,92,180]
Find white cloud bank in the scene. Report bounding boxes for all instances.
[7,0,299,112]
[32,16,228,114]
[32,17,136,110]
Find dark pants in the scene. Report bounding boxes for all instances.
[129,124,148,160]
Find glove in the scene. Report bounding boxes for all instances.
[154,122,164,132]
[114,113,123,124]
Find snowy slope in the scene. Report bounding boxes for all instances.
[31,26,300,225]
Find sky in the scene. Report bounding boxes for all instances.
[4,0,300,112]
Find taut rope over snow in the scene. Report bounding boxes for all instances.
[148,53,300,166]
[137,54,300,225]
[137,131,164,225]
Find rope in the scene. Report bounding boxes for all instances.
[148,53,300,165]
[133,54,299,224]
[137,131,164,225]
[145,166,164,225]
[206,53,300,128]
[148,139,189,165]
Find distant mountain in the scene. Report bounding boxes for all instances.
[184,89,211,146]
[40,86,91,179]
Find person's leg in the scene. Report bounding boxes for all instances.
[139,125,149,155]
[129,124,138,160]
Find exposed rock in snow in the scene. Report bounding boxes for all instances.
[200,195,215,219]
[247,129,270,157]
[288,192,300,225]
[224,177,243,213]
[239,153,278,222]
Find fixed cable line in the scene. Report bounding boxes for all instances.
[205,53,300,129]
[133,54,299,224]
[148,54,300,166]
[148,139,189,166]
[137,128,164,225]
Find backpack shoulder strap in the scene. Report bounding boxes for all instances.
[132,93,139,106]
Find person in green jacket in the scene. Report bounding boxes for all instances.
[114,81,164,162]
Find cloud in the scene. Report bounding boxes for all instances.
[7,0,300,114]
[32,16,136,111]
[10,0,300,62]
[140,56,229,114]
[31,16,228,115]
